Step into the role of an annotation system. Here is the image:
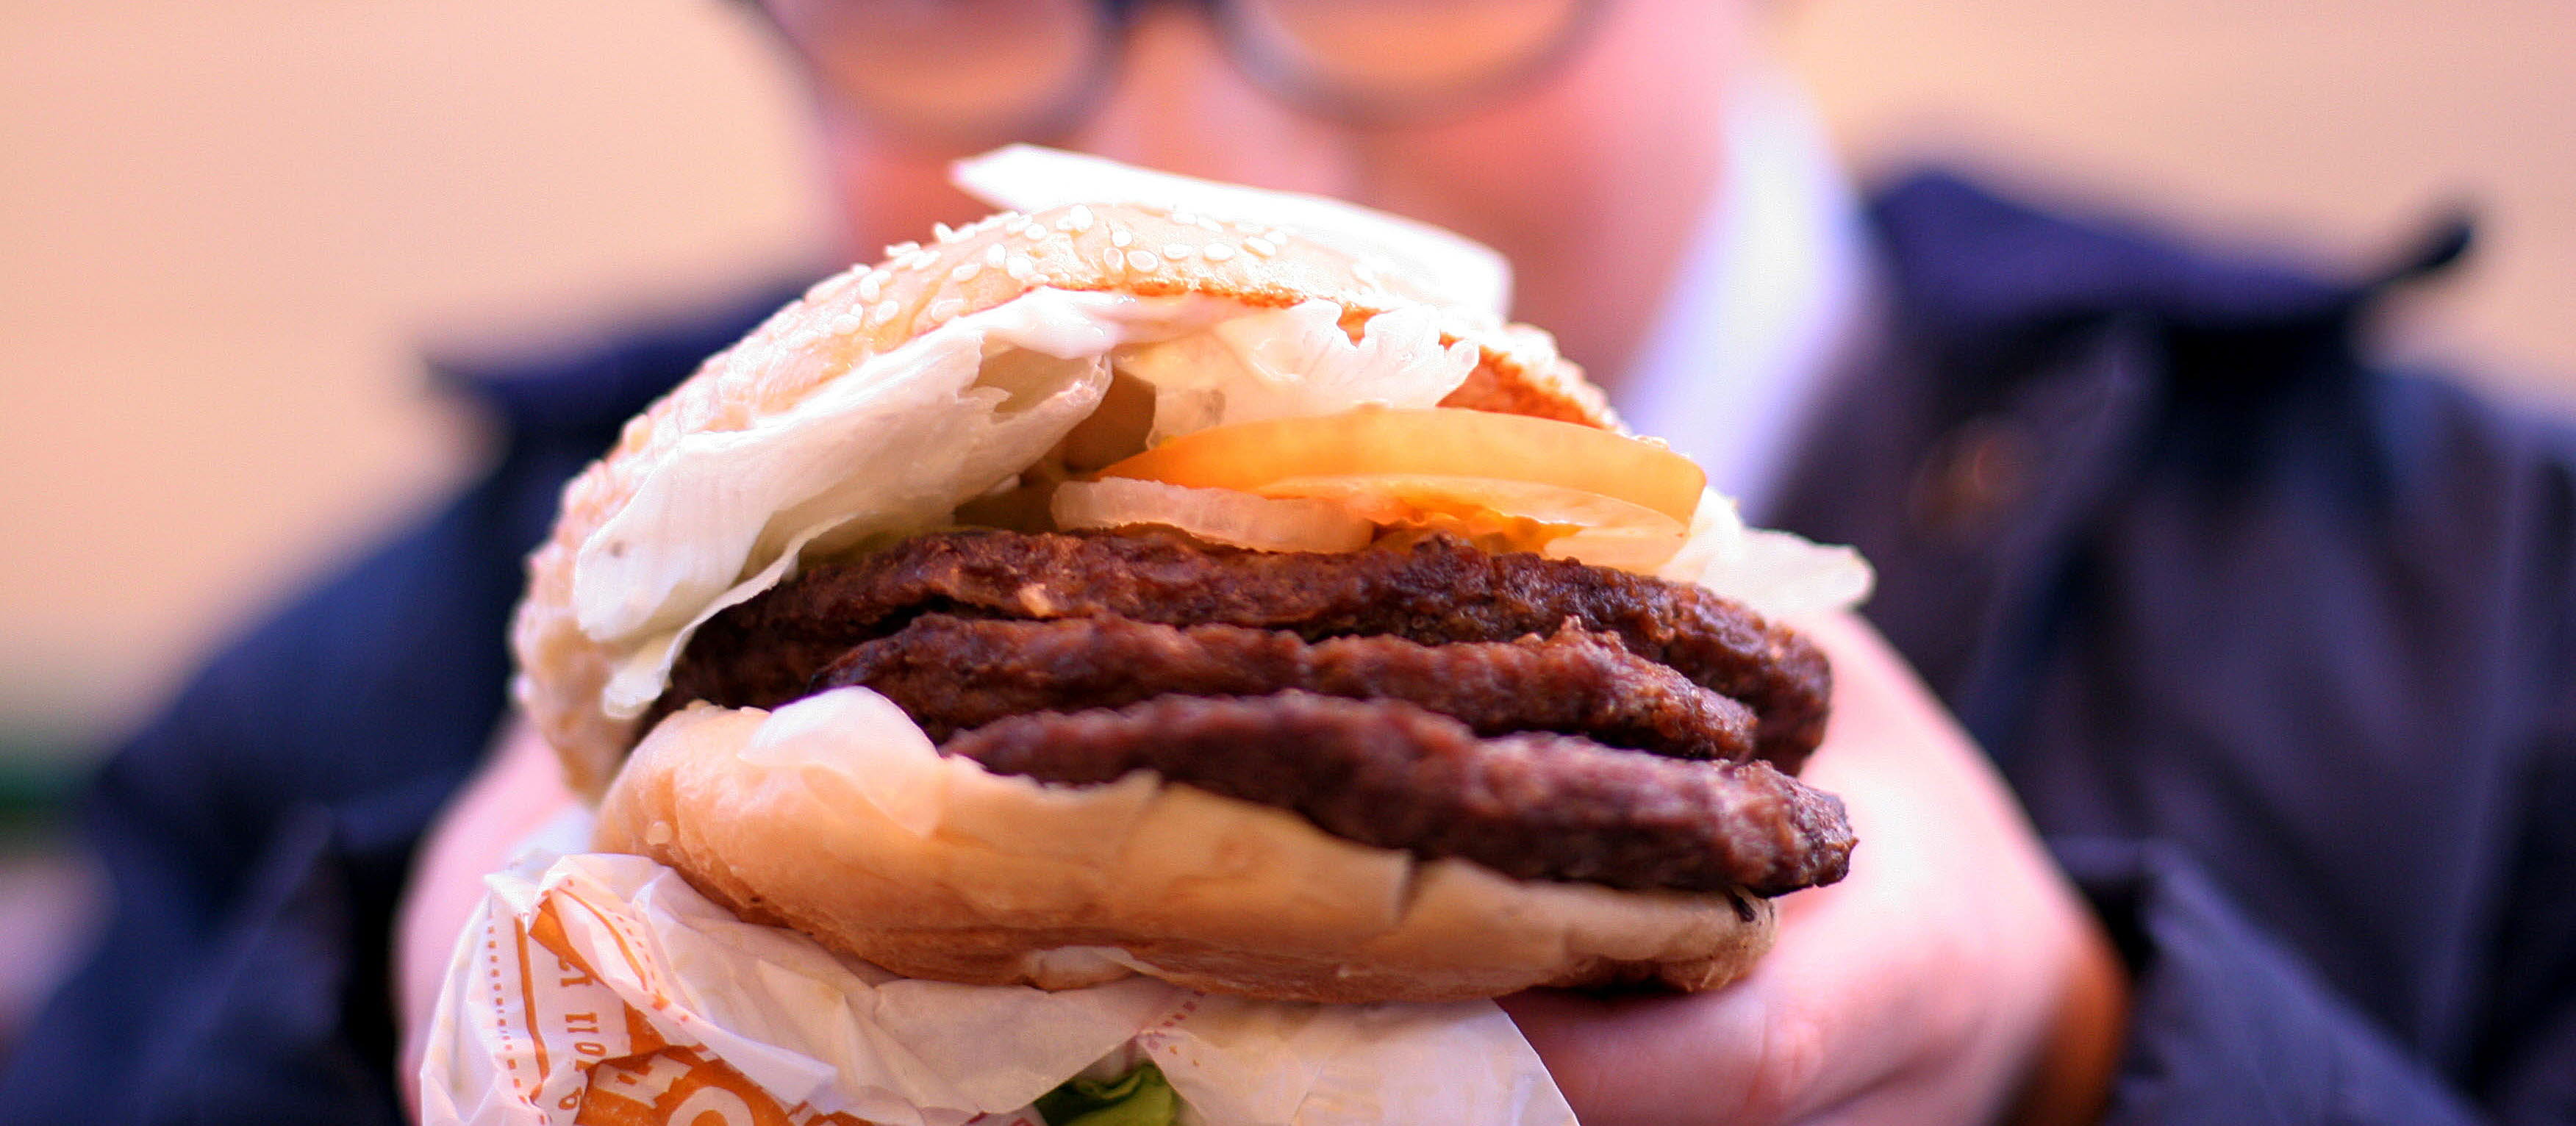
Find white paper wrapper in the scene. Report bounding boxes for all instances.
[420,821,1577,1126]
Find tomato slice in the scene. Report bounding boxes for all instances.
[1096,408,1705,524]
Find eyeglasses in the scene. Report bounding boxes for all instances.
[758,0,1603,144]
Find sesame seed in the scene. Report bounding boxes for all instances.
[871,299,900,323]
[1244,237,1278,257]
[1170,209,1199,226]
[1068,204,1096,232]
[926,298,964,323]
[1195,216,1224,232]
[1126,250,1161,273]
[950,262,981,282]
[884,240,921,259]
[932,223,957,243]
[1110,228,1134,248]
[829,313,865,336]
[1006,254,1037,276]
[855,272,884,302]
[1101,247,1126,273]
[983,244,1006,268]
[1203,243,1237,262]
[1162,244,1193,261]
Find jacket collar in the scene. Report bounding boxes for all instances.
[435,279,813,440]
[1870,172,2365,331]
[1862,171,2430,392]
[1810,171,2473,758]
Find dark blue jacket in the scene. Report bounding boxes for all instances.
[7,173,2571,1124]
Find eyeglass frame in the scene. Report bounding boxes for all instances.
[745,0,1612,145]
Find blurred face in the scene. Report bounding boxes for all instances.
[758,0,1753,385]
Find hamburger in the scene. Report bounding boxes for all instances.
[509,148,1863,1006]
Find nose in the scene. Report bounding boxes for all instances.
[1059,3,1359,198]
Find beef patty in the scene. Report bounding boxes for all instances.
[816,614,1758,759]
[655,528,1851,895]
[664,528,1831,772]
[948,692,1853,897]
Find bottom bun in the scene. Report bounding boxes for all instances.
[593,688,1775,1003]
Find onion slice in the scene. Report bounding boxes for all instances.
[1051,478,1376,553]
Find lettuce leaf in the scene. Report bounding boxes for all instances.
[1034,1061,1179,1126]
[1115,300,1476,444]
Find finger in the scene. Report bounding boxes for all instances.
[1501,906,1948,1126]
[1503,614,2016,1125]
[393,718,578,1119]
[1500,986,1771,1123]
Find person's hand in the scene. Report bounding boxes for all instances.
[1501,612,2129,1125]
[393,717,581,1122]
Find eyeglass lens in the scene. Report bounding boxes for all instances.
[777,0,1118,140]
[1222,0,1592,116]
[767,0,1594,141]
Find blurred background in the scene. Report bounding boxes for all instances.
[1,0,2569,1055]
